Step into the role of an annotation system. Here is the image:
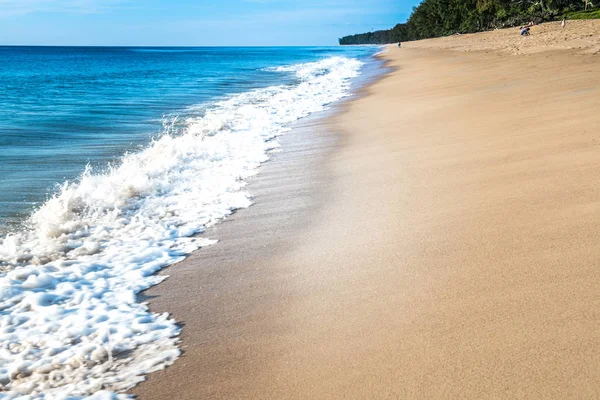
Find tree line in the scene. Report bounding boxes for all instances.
[339,0,597,44]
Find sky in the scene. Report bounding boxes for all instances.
[0,0,415,46]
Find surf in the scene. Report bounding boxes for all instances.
[0,55,363,398]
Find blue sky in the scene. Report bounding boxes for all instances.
[0,0,415,46]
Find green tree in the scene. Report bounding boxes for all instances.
[339,0,594,45]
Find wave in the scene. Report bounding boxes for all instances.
[0,56,363,398]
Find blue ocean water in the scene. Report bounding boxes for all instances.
[0,46,377,230]
[0,45,381,397]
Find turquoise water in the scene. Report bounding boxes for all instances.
[0,46,377,228]
[0,45,381,398]
[0,47,380,399]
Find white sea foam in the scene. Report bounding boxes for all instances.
[0,56,363,398]
[374,46,389,55]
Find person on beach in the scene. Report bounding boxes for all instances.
[520,20,535,29]
[562,17,566,29]
[520,27,531,36]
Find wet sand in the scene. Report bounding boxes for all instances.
[133,24,600,399]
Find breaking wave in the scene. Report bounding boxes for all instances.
[0,56,363,398]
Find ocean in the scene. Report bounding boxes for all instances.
[0,46,380,398]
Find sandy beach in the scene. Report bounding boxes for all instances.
[132,22,600,399]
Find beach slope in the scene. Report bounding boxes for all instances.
[133,23,600,399]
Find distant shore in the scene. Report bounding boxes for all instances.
[133,23,600,399]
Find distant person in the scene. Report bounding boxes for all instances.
[398,42,401,48]
[562,18,566,29]
[520,27,531,36]
[520,20,535,30]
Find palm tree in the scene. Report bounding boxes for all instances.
[583,0,594,9]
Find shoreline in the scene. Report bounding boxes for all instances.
[130,99,348,399]
[128,51,388,399]
[133,30,600,399]
[128,59,388,397]
[0,49,374,398]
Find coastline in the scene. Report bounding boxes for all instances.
[130,100,349,399]
[0,49,374,398]
[128,52,387,399]
[133,29,600,399]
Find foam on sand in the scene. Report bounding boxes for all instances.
[0,56,363,398]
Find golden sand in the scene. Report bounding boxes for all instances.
[132,23,600,399]
[406,19,600,54]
